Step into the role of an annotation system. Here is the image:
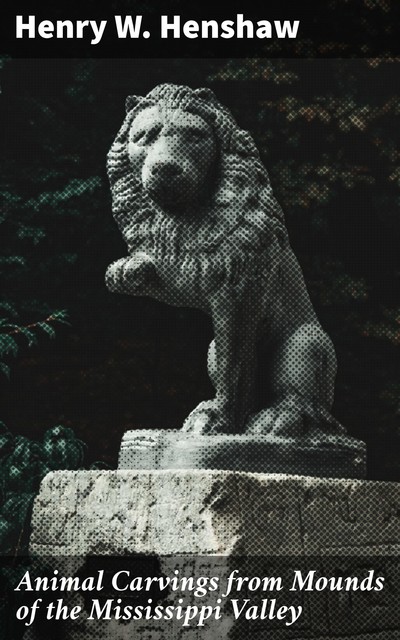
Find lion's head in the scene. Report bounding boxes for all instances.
[127,101,217,208]
[107,84,287,278]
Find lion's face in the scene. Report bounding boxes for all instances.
[127,105,216,209]
[108,83,286,266]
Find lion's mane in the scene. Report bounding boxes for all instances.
[107,84,288,288]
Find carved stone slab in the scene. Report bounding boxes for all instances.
[26,471,400,639]
[118,429,366,478]
[30,470,400,556]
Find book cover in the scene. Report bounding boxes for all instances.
[1,2,399,638]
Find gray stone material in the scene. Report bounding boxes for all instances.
[118,429,366,479]
[105,83,366,474]
[26,471,400,639]
[30,471,400,557]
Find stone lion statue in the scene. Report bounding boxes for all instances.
[106,83,345,438]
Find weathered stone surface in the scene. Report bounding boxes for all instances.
[31,470,302,556]
[295,635,399,640]
[30,470,400,556]
[118,429,366,478]
[26,471,400,639]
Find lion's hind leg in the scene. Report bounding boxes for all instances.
[247,323,346,437]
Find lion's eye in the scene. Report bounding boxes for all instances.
[145,126,161,143]
[132,126,161,145]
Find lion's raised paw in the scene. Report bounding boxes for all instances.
[105,253,156,294]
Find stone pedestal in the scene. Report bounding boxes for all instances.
[119,429,367,478]
[25,470,400,639]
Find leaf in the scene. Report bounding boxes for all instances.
[50,310,70,326]
[16,226,46,245]
[18,328,38,347]
[0,363,10,379]
[1,494,35,525]
[0,302,19,319]
[0,322,20,329]
[0,516,15,546]
[42,425,86,470]
[35,322,56,339]
[0,335,18,358]
[0,256,26,268]
[26,176,102,212]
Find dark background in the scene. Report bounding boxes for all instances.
[2,0,400,58]
[1,57,399,479]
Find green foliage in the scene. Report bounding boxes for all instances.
[363,309,400,346]
[0,421,97,640]
[0,310,69,379]
[0,423,88,556]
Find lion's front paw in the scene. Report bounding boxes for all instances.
[105,253,156,294]
[246,395,346,438]
[182,400,233,435]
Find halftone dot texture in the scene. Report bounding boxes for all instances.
[105,83,365,478]
[11,81,396,639]
[1,55,400,640]
[24,470,400,638]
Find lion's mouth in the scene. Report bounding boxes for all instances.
[145,177,195,209]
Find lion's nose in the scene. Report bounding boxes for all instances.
[151,162,183,179]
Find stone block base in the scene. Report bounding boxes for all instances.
[24,471,400,639]
[118,429,366,478]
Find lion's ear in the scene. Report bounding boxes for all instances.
[125,95,141,113]
[193,88,217,103]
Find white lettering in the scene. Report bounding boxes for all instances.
[274,20,300,38]
[115,15,143,38]
[89,20,107,45]
[220,20,235,38]
[236,14,254,39]
[161,15,180,38]
[256,21,272,38]
[231,599,251,617]
[76,20,89,39]
[16,15,35,38]
[183,20,199,39]
[56,20,74,39]
[38,20,54,39]
[15,570,33,591]
[201,20,219,38]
